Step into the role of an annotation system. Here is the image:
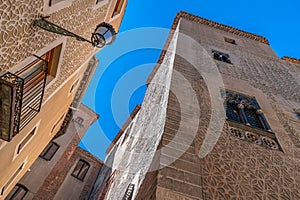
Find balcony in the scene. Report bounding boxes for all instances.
[0,58,47,141]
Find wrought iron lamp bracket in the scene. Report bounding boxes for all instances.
[33,17,94,45]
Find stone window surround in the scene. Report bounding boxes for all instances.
[108,0,126,23]
[49,112,67,136]
[224,37,237,45]
[93,0,109,10]
[224,89,271,131]
[0,157,28,198]
[68,75,82,97]
[9,37,67,94]
[13,120,41,161]
[43,0,73,15]
[5,183,28,200]
[222,75,287,152]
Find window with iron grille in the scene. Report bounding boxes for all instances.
[0,44,62,142]
[39,141,60,161]
[71,159,90,181]
[5,184,28,200]
[224,90,272,132]
[123,183,134,200]
[212,50,232,64]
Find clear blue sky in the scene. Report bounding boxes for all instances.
[79,0,300,160]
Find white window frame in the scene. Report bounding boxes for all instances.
[13,121,41,160]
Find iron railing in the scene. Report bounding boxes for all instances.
[0,58,47,141]
[122,184,135,200]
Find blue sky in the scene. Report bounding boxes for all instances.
[79,0,300,160]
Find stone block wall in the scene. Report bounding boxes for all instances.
[154,13,300,199]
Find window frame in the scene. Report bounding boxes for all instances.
[224,90,272,132]
[224,37,237,45]
[39,141,60,161]
[212,50,232,64]
[14,121,40,160]
[5,184,28,200]
[71,159,91,181]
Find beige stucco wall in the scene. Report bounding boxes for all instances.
[0,0,127,198]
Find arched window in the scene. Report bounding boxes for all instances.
[225,90,271,131]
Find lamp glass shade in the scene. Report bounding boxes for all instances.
[93,22,116,47]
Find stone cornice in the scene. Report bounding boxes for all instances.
[174,11,269,45]
[146,11,271,85]
[282,56,300,65]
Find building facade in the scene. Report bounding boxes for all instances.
[0,0,127,199]
[9,103,102,200]
[89,12,300,199]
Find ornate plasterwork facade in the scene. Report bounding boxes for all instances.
[0,0,109,101]
[91,12,300,200]
[0,0,127,198]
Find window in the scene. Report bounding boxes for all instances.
[71,159,90,181]
[1,163,24,196]
[295,111,300,119]
[17,128,36,154]
[123,184,135,200]
[224,37,236,45]
[54,109,72,138]
[212,50,232,64]
[69,78,80,94]
[49,0,65,6]
[73,117,84,127]
[96,0,105,4]
[51,113,65,134]
[111,0,125,18]
[44,44,62,81]
[224,90,272,131]
[0,44,62,141]
[5,184,28,200]
[39,141,59,161]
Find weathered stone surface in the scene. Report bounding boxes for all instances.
[90,12,300,200]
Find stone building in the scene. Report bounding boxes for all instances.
[89,12,300,199]
[0,0,127,199]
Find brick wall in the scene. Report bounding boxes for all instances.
[33,134,102,200]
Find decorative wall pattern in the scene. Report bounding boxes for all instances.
[155,14,300,200]
[0,0,109,101]
[228,126,279,150]
[201,123,300,199]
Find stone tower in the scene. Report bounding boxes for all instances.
[89,12,300,200]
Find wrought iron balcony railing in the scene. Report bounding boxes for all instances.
[122,184,135,200]
[0,58,47,141]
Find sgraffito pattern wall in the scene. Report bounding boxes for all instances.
[155,17,300,199]
[0,0,109,99]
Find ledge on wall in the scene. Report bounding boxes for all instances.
[281,56,300,65]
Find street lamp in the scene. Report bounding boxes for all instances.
[34,16,116,48]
